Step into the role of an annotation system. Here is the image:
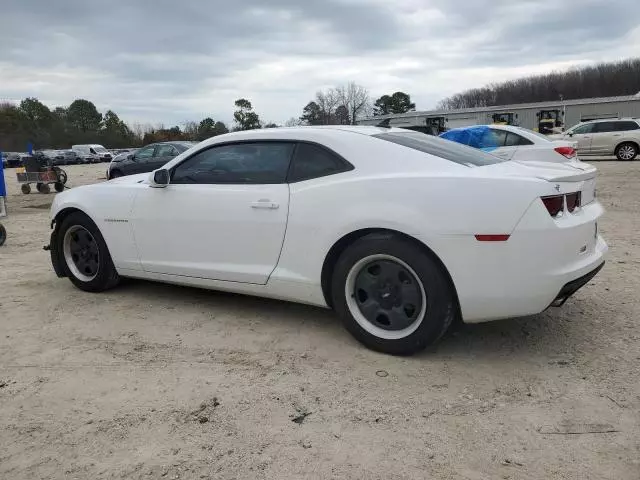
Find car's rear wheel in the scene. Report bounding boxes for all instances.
[58,212,120,292]
[615,142,638,161]
[109,169,123,179]
[331,233,456,355]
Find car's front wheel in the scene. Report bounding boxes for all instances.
[331,233,456,355]
[57,212,120,292]
[109,169,123,179]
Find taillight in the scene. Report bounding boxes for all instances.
[541,192,581,217]
[554,146,576,159]
[566,191,581,212]
[542,195,564,217]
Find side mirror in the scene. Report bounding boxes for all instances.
[568,132,574,137]
[150,169,170,188]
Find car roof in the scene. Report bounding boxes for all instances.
[199,125,408,144]
[582,118,638,123]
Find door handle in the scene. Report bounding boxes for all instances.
[251,200,279,210]
[612,134,622,137]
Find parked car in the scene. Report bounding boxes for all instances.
[107,142,196,179]
[61,150,82,165]
[4,152,25,167]
[48,126,606,355]
[72,144,113,162]
[440,125,579,163]
[550,118,640,160]
[35,150,67,166]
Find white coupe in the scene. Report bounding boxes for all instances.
[48,126,607,355]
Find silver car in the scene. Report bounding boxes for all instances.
[554,118,640,161]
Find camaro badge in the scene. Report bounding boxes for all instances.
[554,184,561,192]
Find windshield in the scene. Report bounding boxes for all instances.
[373,131,506,167]
[93,146,108,153]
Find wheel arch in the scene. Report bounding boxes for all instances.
[320,228,460,310]
[108,168,123,179]
[615,140,639,156]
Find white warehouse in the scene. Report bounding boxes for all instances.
[358,94,640,134]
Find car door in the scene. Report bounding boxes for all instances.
[589,121,619,155]
[566,123,594,154]
[130,144,157,174]
[130,141,294,284]
[151,144,179,170]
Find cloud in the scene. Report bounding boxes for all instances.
[1,0,637,126]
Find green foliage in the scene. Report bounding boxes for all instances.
[196,117,229,140]
[0,95,259,152]
[19,98,52,126]
[373,92,415,116]
[300,101,322,125]
[233,98,261,130]
[67,99,102,132]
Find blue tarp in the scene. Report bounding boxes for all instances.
[0,153,5,197]
[439,125,500,152]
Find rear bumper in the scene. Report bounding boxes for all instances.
[426,199,607,323]
[549,261,604,307]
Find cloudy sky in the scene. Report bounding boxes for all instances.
[2,0,638,127]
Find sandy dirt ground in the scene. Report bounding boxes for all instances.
[0,160,638,480]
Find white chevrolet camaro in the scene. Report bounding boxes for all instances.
[48,126,607,355]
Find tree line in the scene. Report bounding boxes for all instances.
[0,97,260,152]
[437,58,640,110]
[4,56,635,152]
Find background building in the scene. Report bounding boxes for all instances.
[358,94,640,135]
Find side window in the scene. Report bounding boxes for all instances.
[483,129,507,148]
[505,132,533,146]
[572,123,594,135]
[172,142,294,185]
[135,146,156,160]
[155,145,178,157]
[615,121,640,131]
[594,122,616,133]
[288,143,353,182]
[89,148,96,154]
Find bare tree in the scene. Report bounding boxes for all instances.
[182,120,199,140]
[285,117,304,127]
[438,58,640,110]
[336,82,370,125]
[315,89,340,124]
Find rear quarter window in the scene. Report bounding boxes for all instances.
[617,121,640,131]
[374,131,506,166]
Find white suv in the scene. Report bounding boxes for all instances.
[554,118,640,160]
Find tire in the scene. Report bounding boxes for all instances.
[331,233,456,355]
[54,167,68,184]
[37,183,51,194]
[615,142,638,161]
[0,223,6,246]
[56,212,120,292]
[21,184,31,194]
[54,182,65,192]
[109,169,123,179]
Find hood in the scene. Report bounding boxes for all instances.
[105,173,148,184]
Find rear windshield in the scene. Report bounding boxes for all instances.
[373,131,506,167]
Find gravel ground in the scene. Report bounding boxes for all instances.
[0,161,638,479]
